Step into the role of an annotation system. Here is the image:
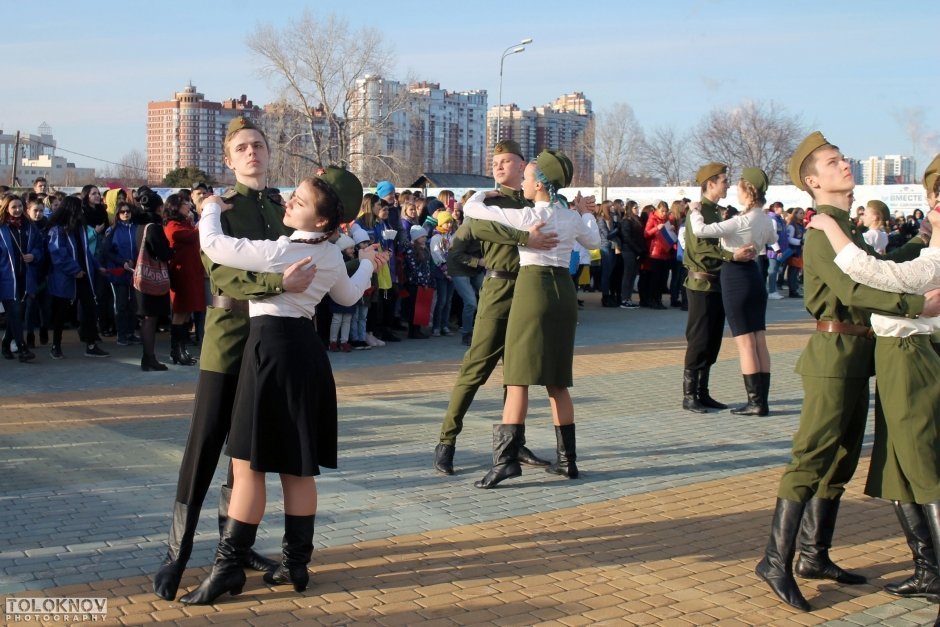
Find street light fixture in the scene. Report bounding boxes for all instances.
[496,38,533,143]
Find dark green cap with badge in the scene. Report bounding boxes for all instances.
[535,149,573,190]
[741,167,769,195]
[788,131,831,190]
[315,166,363,221]
[695,162,728,185]
[923,153,940,193]
[494,140,525,161]
[226,116,260,136]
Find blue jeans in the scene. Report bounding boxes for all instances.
[767,257,781,294]
[452,273,483,337]
[432,277,455,331]
[350,302,368,341]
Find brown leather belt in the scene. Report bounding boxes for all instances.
[688,271,718,282]
[816,320,874,338]
[485,269,518,280]
[210,295,249,314]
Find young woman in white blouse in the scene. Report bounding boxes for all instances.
[179,169,388,605]
[461,149,601,488]
[689,167,777,416]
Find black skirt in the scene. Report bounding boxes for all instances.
[225,315,338,476]
[719,260,767,336]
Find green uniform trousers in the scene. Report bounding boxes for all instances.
[438,314,509,444]
[777,375,869,502]
[864,335,940,503]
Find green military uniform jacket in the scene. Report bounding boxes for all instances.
[200,182,292,374]
[446,223,484,279]
[683,198,734,293]
[795,205,925,379]
[465,185,533,320]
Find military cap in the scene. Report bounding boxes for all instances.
[788,131,831,190]
[741,167,769,195]
[695,162,728,185]
[923,153,940,193]
[226,116,260,137]
[315,166,363,221]
[535,149,573,191]
[494,140,525,161]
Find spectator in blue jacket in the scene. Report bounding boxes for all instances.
[1,193,44,362]
[104,201,140,346]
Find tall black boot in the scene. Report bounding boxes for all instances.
[885,501,940,598]
[171,324,197,366]
[696,366,727,409]
[755,498,811,611]
[921,502,940,626]
[474,424,523,489]
[153,501,202,600]
[730,374,766,416]
[546,424,578,478]
[433,443,455,475]
[179,518,256,605]
[518,432,551,467]
[219,485,278,572]
[682,368,708,413]
[794,497,866,584]
[264,514,315,592]
[760,372,771,415]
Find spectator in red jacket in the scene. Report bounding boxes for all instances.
[164,194,204,366]
[642,201,676,309]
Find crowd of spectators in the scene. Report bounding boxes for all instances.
[0,176,934,367]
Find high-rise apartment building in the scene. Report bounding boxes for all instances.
[348,76,488,183]
[146,84,262,184]
[486,92,594,186]
[858,154,915,185]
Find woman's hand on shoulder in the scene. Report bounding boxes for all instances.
[204,195,233,212]
[805,213,835,231]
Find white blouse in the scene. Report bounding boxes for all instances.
[834,243,940,336]
[462,191,601,268]
[689,208,777,253]
[199,202,373,319]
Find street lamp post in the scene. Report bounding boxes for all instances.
[496,38,533,143]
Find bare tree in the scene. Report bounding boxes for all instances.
[894,107,939,181]
[117,150,148,187]
[640,126,691,186]
[248,10,404,180]
[691,100,805,183]
[583,102,645,187]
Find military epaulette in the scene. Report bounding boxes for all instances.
[221,189,238,201]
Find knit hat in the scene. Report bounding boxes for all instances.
[409,225,428,241]
[426,198,445,214]
[435,211,454,231]
[334,234,354,250]
[350,223,372,245]
[375,180,395,199]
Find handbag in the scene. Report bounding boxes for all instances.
[787,255,803,270]
[132,223,170,295]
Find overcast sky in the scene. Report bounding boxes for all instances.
[5,0,938,173]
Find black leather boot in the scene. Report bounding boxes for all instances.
[179,518,257,605]
[518,433,551,467]
[696,367,727,409]
[433,443,455,475]
[474,424,523,489]
[794,497,866,584]
[885,501,940,598]
[682,368,708,413]
[546,424,578,478]
[760,372,771,415]
[219,485,278,572]
[170,324,197,365]
[264,514,315,592]
[153,501,201,600]
[731,374,766,416]
[755,498,811,611]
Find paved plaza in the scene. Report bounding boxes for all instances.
[1,295,937,626]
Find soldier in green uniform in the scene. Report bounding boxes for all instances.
[153,117,318,600]
[682,163,757,413]
[432,140,559,475]
[755,132,940,612]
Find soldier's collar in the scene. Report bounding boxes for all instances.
[234,181,265,202]
[814,205,851,224]
[498,185,525,203]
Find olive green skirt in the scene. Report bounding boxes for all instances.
[504,265,577,386]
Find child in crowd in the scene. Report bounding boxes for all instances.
[328,234,357,352]
[404,224,432,339]
[429,211,455,336]
[347,227,374,350]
